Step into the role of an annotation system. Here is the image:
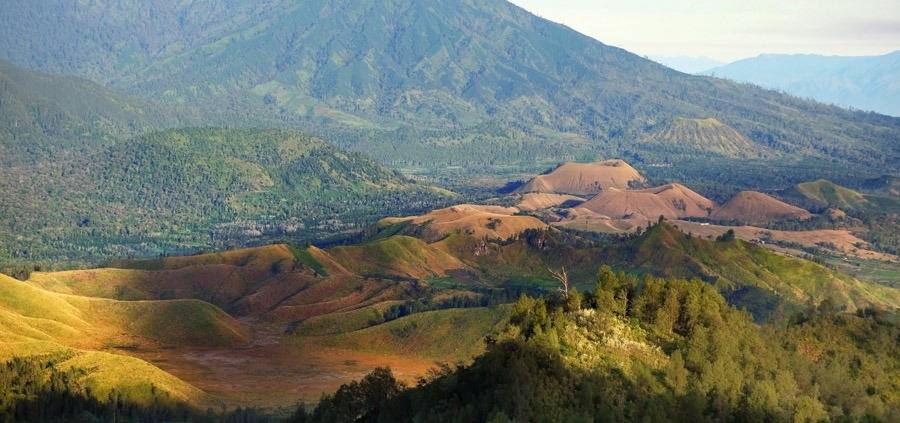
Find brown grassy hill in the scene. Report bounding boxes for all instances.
[644,117,766,158]
[110,244,296,270]
[29,245,420,324]
[516,160,646,196]
[378,204,547,241]
[516,193,585,211]
[579,183,715,221]
[712,191,813,223]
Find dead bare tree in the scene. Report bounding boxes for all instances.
[548,266,570,298]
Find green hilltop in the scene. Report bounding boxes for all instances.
[787,179,870,211]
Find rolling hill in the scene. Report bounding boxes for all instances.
[1,0,898,170]
[0,273,247,407]
[706,51,900,116]
[516,160,647,196]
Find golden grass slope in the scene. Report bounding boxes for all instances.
[712,191,813,223]
[0,273,229,406]
[579,183,715,221]
[0,274,249,349]
[516,160,646,195]
[379,204,548,241]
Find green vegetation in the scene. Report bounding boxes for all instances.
[0,128,452,270]
[295,276,900,422]
[1,1,898,174]
[0,353,274,422]
[787,179,869,211]
[320,306,512,362]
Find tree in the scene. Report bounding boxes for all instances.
[548,267,570,298]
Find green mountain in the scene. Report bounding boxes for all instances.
[0,128,450,269]
[0,59,186,165]
[1,0,898,170]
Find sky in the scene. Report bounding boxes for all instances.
[510,0,900,63]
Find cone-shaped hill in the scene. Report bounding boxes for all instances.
[578,183,715,221]
[711,191,813,224]
[516,160,646,196]
[644,117,766,158]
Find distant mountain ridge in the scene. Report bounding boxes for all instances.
[0,0,898,169]
[706,51,900,116]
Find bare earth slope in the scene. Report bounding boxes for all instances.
[516,160,646,196]
[579,183,715,221]
[712,191,813,223]
[379,204,548,241]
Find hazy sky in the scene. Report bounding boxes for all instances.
[510,0,900,62]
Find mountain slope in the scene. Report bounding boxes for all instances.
[0,59,185,165]
[706,51,900,116]
[1,0,899,169]
[643,117,766,158]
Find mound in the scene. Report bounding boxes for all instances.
[712,191,813,223]
[516,193,585,211]
[579,183,715,221]
[326,236,468,280]
[379,204,548,241]
[787,179,869,210]
[644,117,765,158]
[516,160,646,196]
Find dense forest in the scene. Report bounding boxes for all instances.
[292,272,900,422]
[0,127,454,272]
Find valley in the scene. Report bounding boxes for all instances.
[2,158,898,414]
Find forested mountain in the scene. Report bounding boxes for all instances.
[1,0,899,170]
[0,128,450,270]
[706,51,900,117]
[0,59,188,165]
